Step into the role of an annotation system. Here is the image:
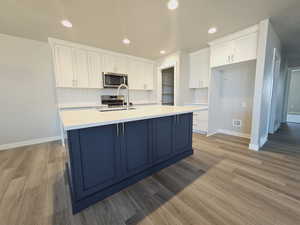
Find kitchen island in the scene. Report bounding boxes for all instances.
[60,105,207,213]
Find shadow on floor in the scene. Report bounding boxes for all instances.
[53,156,206,225]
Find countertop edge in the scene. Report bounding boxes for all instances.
[63,108,207,131]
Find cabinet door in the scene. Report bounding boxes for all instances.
[144,62,154,90]
[233,32,258,64]
[87,51,103,88]
[174,113,193,153]
[74,125,121,199]
[115,56,128,74]
[54,45,75,87]
[103,54,116,73]
[128,59,144,90]
[153,116,174,163]
[74,49,89,88]
[189,48,210,88]
[121,120,152,177]
[210,41,233,68]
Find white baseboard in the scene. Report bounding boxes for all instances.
[217,129,251,139]
[287,114,300,123]
[206,131,217,137]
[0,136,61,151]
[249,143,259,151]
[260,134,268,147]
[193,130,207,135]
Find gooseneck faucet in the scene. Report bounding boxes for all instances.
[117,83,130,110]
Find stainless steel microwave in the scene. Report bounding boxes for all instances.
[103,72,128,88]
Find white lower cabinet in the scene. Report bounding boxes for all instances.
[193,110,208,133]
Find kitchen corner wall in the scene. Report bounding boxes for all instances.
[0,34,60,147]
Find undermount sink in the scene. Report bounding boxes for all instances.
[99,107,136,112]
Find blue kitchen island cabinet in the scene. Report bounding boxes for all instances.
[66,113,193,213]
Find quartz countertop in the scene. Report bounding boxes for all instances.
[60,105,208,130]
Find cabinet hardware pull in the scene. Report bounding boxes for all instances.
[122,123,125,136]
[117,124,119,136]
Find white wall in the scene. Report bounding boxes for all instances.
[250,19,282,150]
[0,34,60,148]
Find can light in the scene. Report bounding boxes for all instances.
[208,27,217,34]
[123,38,131,45]
[61,19,72,28]
[167,0,178,10]
[160,50,166,54]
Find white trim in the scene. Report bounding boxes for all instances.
[249,143,259,151]
[217,129,251,139]
[259,134,268,147]
[206,132,217,137]
[208,25,259,46]
[0,136,61,151]
[287,114,300,123]
[193,130,207,135]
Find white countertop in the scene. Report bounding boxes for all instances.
[58,101,158,110]
[60,105,208,130]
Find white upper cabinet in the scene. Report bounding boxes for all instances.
[233,32,258,64]
[87,51,103,88]
[210,41,234,68]
[74,49,89,88]
[49,38,155,90]
[209,25,258,68]
[189,48,210,88]
[53,44,75,87]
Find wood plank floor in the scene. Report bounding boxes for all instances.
[0,123,300,225]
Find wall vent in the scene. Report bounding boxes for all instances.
[232,119,242,128]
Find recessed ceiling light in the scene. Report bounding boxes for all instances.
[167,0,178,10]
[208,27,217,34]
[122,38,130,45]
[61,19,72,28]
[160,50,166,54]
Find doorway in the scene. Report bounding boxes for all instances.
[286,69,300,123]
[161,67,175,105]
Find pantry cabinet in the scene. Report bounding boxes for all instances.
[209,26,258,68]
[189,48,210,88]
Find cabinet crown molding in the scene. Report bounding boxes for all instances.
[208,24,259,46]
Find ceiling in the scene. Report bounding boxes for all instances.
[0,0,300,63]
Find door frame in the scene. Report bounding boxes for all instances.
[157,63,178,106]
[267,48,281,134]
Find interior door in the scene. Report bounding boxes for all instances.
[121,120,152,178]
[74,124,121,199]
[174,113,193,153]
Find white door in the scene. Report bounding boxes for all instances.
[233,32,258,64]
[54,45,75,87]
[74,49,89,88]
[210,41,233,68]
[87,51,103,88]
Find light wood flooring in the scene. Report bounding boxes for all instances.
[0,123,300,225]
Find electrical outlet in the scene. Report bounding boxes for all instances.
[232,119,242,128]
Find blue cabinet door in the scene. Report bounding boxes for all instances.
[121,119,152,178]
[174,113,193,153]
[69,124,121,199]
[153,116,175,164]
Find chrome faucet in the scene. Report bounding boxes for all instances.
[117,83,130,110]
